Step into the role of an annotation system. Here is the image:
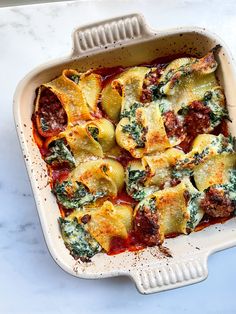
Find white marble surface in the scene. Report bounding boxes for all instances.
[1,0,236,313]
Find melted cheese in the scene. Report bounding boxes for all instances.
[176,134,234,170]
[78,71,102,111]
[153,181,190,238]
[143,148,184,187]
[194,153,236,191]
[43,70,89,123]
[70,159,124,197]
[45,125,103,163]
[137,102,171,153]
[69,201,133,251]
[86,118,115,152]
[159,53,218,112]
[116,102,172,158]
[112,67,150,112]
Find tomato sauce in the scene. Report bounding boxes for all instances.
[178,118,229,153]
[115,149,134,167]
[165,232,182,239]
[211,119,229,137]
[93,66,125,88]
[113,189,137,206]
[195,215,231,232]
[140,53,198,68]
[108,231,146,255]
[50,168,70,184]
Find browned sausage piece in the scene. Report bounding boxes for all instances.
[200,187,234,218]
[163,110,184,139]
[184,101,211,137]
[178,100,211,152]
[36,88,68,137]
[133,202,161,246]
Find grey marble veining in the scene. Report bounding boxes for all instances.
[1,0,236,313]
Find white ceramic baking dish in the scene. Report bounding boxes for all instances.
[14,13,236,294]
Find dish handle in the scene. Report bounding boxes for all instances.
[130,252,209,294]
[72,13,153,56]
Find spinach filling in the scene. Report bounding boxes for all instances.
[69,74,80,84]
[175,147,210,169]
[121,102,146,148]
[126,168,154,201]
[211,134,235,154]
[186,192,202,230]
[213,169,236,203]
[159,62,193,93]
[148,64,192,101]
[191,148,210,165]
[150,84,165,101]
[145,197,157,213]
[45,139,76,169]
[172,168,193,180]
[122,122,146,148]
[40,117,49,132]
[203,90,230,128]
[54,181,105,209]
[226,170,236,205]
[87,126,99,142]
[59,217,102,260]
[138,196,157,214]
[175,134,235,171]
[120,102,143,119]
[158,99,172,115]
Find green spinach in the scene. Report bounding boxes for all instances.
[203,90,230,128]
[139,196,157,213]
[54,181,105,209]
[213,169,236,203]
[172,168,193,179]
[45,139,76,169]
[186,192,202,230]
[150,84,165,101]
[126,168,152,201]
[120,102,142,119]
[40,117,49,132]
[69,74,80,84]
[122,122,146,148]
[87,126,99,142]
[59,217,102,260]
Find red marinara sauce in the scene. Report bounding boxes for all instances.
[108,232,146,255]
[195,215,232,232]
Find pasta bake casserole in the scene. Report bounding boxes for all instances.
[32,50,236,261]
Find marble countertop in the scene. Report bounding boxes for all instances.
[1,0,236,313]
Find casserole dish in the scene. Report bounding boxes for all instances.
[14,13,236,294]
